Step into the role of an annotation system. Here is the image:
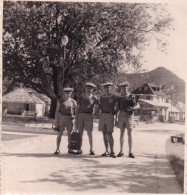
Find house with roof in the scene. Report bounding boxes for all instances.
[174,101,185,121]
[131,83,180,122]
[27,89,51,116]
[2,87,46,117]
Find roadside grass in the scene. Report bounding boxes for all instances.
[2,133,38,141]
[2,115,53,124]
[2,115,67,136]
[2,115,53,127]
[166,134,185,191]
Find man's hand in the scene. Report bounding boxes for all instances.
[126,107,134,112]
[114,115,118,127]
[114,119,118,127]
[93,113,99,119]
[51,117,59,131]
[52,119,59,131]
[54,127,59,131]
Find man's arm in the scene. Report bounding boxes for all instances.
[114,96,119,124]
[71,99,77,119]
[54,100,60,129]
[75,104,80,130]
[126,95,140,111]
[93,96,100,118]
[133,102,140,110]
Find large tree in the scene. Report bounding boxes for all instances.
[3,1,173,117]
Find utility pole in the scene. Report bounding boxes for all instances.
[170,84,174,121]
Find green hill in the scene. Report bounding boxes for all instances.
[121,67,185,103]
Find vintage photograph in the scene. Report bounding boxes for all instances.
[1,0,186,194]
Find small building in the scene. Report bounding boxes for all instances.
[2,87,46,117]
[132,83,180,122]
[132,83,167,103]
[174,102,185,121]
[167,104,180,121]
[29,90,51,116]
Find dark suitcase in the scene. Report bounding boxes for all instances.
[69,130,81,150]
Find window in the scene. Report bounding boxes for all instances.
[26,104,29,111]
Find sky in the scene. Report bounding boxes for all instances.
[1,0,186,81]
[141,1,187,81]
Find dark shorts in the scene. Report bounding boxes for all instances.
[98,113,114,132]
[78,113,93,132]
[59,115,74,132]
[117,111,134,131]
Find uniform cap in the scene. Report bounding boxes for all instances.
[119,82,129,87]
[102,82,113,87]
[63,87,74,92]
[85,82,96,88]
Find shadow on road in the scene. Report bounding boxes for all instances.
[2,152,105,159]
[2,152,181,193]
[137,129,178,134]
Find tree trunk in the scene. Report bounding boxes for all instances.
[49,98,57,119]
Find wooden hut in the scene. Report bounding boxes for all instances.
[2,88,46,117]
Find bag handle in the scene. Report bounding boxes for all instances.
[71,127,79,133]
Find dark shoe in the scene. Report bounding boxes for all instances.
[54,150,60,155]
[117,152,124,157]
[90,151,95,155]
[101,152,110,156]
[128,153,135,158]
[68,149,74,154]
[75,150,83,155]
[110,152,116,158]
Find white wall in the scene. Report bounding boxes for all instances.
[36,104,45,116]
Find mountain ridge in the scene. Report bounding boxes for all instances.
[121,67,185,103]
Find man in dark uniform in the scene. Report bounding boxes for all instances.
[116,82,140,158]
[75,82,99,155]
[54,87,77,155]
[98,82,118,158]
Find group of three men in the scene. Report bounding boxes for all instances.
[54,81,140,158]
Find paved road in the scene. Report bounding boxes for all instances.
[2,123,57,135]
[1,123,184,194]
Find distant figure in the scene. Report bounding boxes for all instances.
[75,82,99,155]
[32,112,37,122]
[116,82,140,158]
[98,82,118,158]
[54,87,77,155]
[3,108,8,116]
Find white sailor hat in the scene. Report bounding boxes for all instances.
[119,82,129,87]
[63,87,74,92]
[101,82,113,87]
[85,82,96,88]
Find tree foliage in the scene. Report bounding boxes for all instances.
[3,1,173,117]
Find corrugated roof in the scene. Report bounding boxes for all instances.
[27,88,51,104]
[132,83,166,96]
[29,94,46,104]
[147,83,165,96]
[175,102,185,112]
[168,105,180,113]
[147,83,157,88]
[139,99,170,108]
[139,99,180,112]
[3,88,45,104]
[24,88,45,104]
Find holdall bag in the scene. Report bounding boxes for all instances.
[69,129,81,150]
